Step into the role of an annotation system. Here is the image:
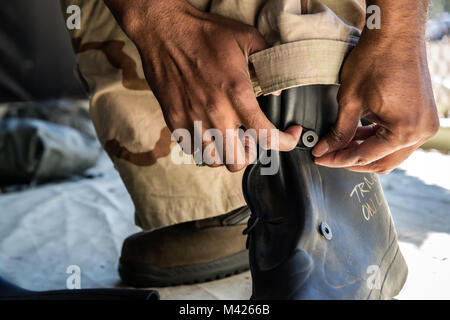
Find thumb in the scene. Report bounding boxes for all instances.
[312,103,361,157]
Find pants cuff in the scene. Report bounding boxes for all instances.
[250,39,355,95]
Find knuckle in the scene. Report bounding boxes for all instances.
[400,110,440,143]
[367,161,392,175]
[370,162,392,175]
[204,100,221,116]
[329,127,351,144]
[377,169,393,175]
[377,124,412,147]
[245,26,262,41]
[227,163,246,172]
[262,135,272,149]
[337,93,360,111]
[205,103,218,113]
[337,97,349,111]
[396,123,420,145]
[244,113,259,128]
[167,110,185,126]
[206,162,222,168]
[398,134,414,146]
[396,109,440,145]
[248,26,260,37]
[201,140,213,149]
[424,113,440,138]
[375,126,394,143]
[203,155,223,167]
[355,157,370,166]
[227,78,251,97]
[211,161,223,168]
[201,19,220,34]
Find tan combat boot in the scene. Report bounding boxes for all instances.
[119,207,250,287]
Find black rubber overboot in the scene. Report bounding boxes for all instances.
[243,85,408,300]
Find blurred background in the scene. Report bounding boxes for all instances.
[0,0,448,299]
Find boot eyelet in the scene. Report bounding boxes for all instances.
[320,222,332,240]
[302,130,319,148]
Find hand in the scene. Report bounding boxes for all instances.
[312,7,439,174]
[106,0,302,172]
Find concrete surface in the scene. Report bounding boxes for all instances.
[0,149,449,300]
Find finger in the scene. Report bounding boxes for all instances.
[231,82,302,151]
[223,128,248,172]
[171,125,194,156]
[241,108,302,151]
[203,101,248,171]
[271,90,282,96]
[202,129,223,167]
[353,124,380,141]
[345,140,361,149]
[203,107,249,171]
[344,143,419,174]
[241,129,258,165]
[189,118,223,167]
[312,102,362,157]
[202,144,222,167]
[314,128,401,168]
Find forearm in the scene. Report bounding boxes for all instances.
[363,0,429,49]
[103,0,193,44]
[103,0,178,23]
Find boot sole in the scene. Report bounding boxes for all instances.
[118,250,249,287]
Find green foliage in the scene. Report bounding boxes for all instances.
[429,0,450,19]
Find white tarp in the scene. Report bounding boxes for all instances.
[0,150,449,299]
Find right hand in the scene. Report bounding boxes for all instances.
[110,0,302,172]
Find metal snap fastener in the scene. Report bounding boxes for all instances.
[320,222,332,240]
[302,130,319,148]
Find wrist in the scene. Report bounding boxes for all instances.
[359,28,426,56]
[362,0,428,49]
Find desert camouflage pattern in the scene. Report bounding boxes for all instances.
[60,0,365,230]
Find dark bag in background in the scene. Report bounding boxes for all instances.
[0,100,101,188]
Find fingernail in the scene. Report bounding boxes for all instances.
[312,141,329,157]
[272,90,282,96]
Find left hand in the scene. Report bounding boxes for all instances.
[312,27,439,174]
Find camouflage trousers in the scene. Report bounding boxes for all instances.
[61,0,366,231]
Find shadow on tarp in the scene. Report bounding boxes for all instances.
[380,168,450,248]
